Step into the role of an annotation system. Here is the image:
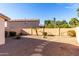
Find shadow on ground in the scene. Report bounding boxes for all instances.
[0,36,79,56]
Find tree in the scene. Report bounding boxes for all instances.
[69,18,79,27]
[56,20,70,35]
[56,20,62,36]
[53,17,56,28]
[59,20,70,28]
[44,19,70,28]
[77,7,79,17]
[45,23,54,28]
[60,23,70,28]
[56,20,61,28]
[33,27,38,36]
[44,20,54,28]
[45,20,51,26]
[35,28,38,36]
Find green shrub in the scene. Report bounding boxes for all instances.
[43,32,47,38]
[9,31,16,37]
[67,30,76,37]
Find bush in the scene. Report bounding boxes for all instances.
[67,30,76,37]
[9,31,16,37]
[60,23,70,28]
[43,32,47,38]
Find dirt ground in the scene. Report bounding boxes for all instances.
[0,35,79,56]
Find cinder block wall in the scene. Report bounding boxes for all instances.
[22,28,76,36]
[6,28,76,36]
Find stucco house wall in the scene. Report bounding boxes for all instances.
[6,19,40,35]
[0,13,10,45]
[0,17,5,45]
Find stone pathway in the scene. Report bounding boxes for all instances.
[31,41,49,56]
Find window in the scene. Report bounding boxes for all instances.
[5,21,7,27]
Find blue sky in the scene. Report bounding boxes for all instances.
[0,3,79,25]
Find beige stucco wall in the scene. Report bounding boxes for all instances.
[60,28,75,35]
[0,17,5,45]
[23,28,76,36]
[7,28,75,36]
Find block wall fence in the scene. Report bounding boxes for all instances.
[6,28,76,36]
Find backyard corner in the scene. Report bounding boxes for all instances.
[0,3,79,56]
[0,35,78,56]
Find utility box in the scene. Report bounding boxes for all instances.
[76,27,79,43]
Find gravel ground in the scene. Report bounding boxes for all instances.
[0,35,79,56]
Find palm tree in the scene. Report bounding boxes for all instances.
[56,21,61,36]
[31,27,33,35]
[77,7,79,17]
[32,27,38,36]
[69,18,79,27]
[35,27,38,36]
[53,17,56,28]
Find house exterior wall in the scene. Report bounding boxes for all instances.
[6,20,39,35]
[0,17,5,45]
[7,21,39,29]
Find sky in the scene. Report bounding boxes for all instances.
[0,3,79,25]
